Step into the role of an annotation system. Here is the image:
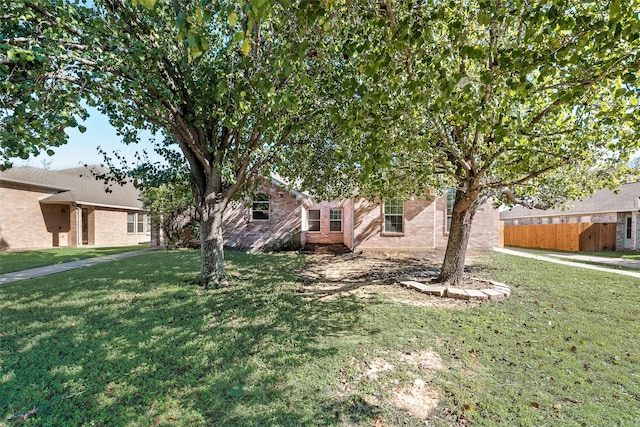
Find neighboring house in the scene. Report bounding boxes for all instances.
[0,166,152,251]
[500,182,640,251]
[223,177,500,252]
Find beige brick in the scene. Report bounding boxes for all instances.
[480,289,507,299]
[446,287,470,300]
[466,289,489,300]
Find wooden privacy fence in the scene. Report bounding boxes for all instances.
[503,222,616,252]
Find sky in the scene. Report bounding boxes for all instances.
[11,107,165,170]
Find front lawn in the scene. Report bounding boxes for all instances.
[1,250,639,425]
[0,245,150,274]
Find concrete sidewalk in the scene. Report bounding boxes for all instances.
[494,247,640,279]
[0,248,156,285]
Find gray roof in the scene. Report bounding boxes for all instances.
[500,182,640,220]
[0,166,144,210]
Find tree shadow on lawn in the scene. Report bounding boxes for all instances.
[0,251,380,426]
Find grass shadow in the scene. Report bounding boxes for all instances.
[0,251,369,426]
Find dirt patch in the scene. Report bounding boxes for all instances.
[334,351,446,424]
[393,378,442,420]
[297,251,492,307]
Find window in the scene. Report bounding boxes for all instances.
[127,212,135,233]
[308,209,321,232]
[330,209,342,232]
[137,213,146,233]
[128,212,150,234]
[446,188,455,232]
[384,200,404,233]
[627,216,633,239]
[252,194,270,220]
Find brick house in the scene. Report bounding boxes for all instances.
[500,182,640,251]
[0,166,151,251]
[223,177,500,252]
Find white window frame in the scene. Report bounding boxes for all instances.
[446,188,455,233]
[127,212,136,234]
[308,209,321,232]
[137,213,146,233]
[329,209,343,232]
[383,200,404,234]
[252,194,270,221]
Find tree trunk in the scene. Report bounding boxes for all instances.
[199,200,227,289]
[437,189,482,286]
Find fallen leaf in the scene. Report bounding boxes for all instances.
[375,416,383,427]
[169,415,177,421]
[154,417,161,425]
[227,383,244,397]
[554,404,562,412]
[564,397,579,403]
[530,402,540,409]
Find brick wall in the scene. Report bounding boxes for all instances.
[223,181,303,250]
[304,200,353,245]
[0,181,150,251]
[0,182,60,250]
[466,199,500,248]
[354,194,499,252]
[92,208,150,246]
[41,204,71,247]
[615,212,640,251]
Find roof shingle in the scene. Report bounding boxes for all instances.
[499,182,640,220]
[0,166,144,210]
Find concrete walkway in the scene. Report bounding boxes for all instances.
[0,248,156,285]
[494,247,640,279]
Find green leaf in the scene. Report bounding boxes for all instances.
[609,0,621,19]
[138,0,157,10]
[241,38,251,55]
[78,125,87,133]
[232,31,244,43]
[478,11,491,26]
[228,12,238,27]
[227,383,244,397]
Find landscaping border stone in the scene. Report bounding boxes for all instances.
[398,277,511,301]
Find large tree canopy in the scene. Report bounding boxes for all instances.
[2,0,332,287]
[287,0,640,284]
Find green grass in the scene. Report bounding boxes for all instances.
[0,245,149,274]
[507,246,640,261]
[579,251,640,260]
[1,250,639,426]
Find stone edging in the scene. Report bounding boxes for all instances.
[397,276,511,301]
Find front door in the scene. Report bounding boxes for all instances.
[624,214,633,249]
